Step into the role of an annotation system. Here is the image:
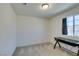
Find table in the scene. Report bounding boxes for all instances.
[54,37,79,56]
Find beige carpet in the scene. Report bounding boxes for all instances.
[13,43,70,56]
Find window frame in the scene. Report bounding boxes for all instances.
[66,15,79,36]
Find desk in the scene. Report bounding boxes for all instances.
[54,37,79,56]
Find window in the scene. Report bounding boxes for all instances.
[67,16,73,36]
[74,15,79,36]
[62,15,79,36]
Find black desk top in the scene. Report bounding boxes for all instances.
[54,37,79,46]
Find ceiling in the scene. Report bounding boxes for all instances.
[11,3,79,18]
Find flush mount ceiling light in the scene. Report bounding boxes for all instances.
[22,3,28,6]
[41,3,49,10]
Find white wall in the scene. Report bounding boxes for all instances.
[49,6,79,53]
[49,6,79,44]
[16,15,49,47]
[0,4,16,56]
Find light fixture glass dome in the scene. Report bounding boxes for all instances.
[41,3,49,10]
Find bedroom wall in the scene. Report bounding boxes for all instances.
[49,6,79,53]
[49,6,79,44]
[16,15,49,47]
[0,4,16,56]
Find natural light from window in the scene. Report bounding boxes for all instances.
[67,15,79,36]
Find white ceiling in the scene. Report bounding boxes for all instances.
[11,3,79,18]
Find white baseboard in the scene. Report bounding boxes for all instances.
[16,42,50,48]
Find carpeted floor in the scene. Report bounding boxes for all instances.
[13,43,70,56]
